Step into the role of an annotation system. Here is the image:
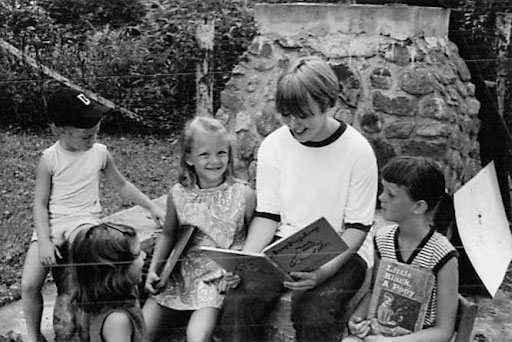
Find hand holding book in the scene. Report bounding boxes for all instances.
[367,259,435,337]
[348,315,371,339]
[156,225,196,288]
[216,273,241,294]
[283,269,325,291]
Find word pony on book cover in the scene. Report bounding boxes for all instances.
[367,259,434,337]
[200,217,348,285]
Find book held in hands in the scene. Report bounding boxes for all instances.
[200,217,349,285]
[367,259,435,337]
[157,225,196,287]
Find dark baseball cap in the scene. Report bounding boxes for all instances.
[47,88,112,128]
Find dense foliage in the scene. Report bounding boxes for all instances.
[1,0,511,132]
[0,0,258,132]
[40,0,146,28]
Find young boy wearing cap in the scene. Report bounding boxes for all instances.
[21,88,165,342]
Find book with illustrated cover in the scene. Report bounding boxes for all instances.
[367,259,435,337]
[198,247,295,285]
[200,217,349,284]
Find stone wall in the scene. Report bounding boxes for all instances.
[216,3,481,193]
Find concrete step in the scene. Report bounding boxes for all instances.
[0,283,56,341]
[2,202,511,341]
[1,284,512,342]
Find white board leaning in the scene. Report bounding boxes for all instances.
[454,161,512,297]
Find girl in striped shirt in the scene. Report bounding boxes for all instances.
[343,156,459,342]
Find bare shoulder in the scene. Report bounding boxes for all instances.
[102,311,132,342]
[235,180,255,201]
[241,181,255,196]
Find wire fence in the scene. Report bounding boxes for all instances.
[1,55,512,87]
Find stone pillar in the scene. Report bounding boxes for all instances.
[216,3,481,192]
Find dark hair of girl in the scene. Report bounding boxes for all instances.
[71,222,139,313]
[381,155,455,234]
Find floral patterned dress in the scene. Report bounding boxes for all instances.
[155,180,249,310]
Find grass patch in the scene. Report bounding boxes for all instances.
[0,127,180,306]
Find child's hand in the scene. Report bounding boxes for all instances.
[283,271,321,291]
[145,270,163,295]
[218,272,241,294]
[202,269,224,284]
[348,316,370,339]
[39,239,61,266]
[203,271,240,294]
[148,204,165,227]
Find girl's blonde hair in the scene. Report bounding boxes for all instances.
[178,116,235,188]
[276,56,339,118]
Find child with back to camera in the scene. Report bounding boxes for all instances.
[22,88,165,342]
[342,156,459,342]
[142,116,256,342]
[71,222,147,342]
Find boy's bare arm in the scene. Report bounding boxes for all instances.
[33,157,61,264]
[146,194,179,294]
[103,152,165,225]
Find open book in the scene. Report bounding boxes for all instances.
[200,217,349,285]
[367,259,435,337]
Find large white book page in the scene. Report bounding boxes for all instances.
[454,161,512,297]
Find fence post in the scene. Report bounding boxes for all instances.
[195,18,214,117]
[495,12,512,123]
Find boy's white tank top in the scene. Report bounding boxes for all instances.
[43,141,107,229]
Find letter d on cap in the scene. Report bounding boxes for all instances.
[77,93,91,106]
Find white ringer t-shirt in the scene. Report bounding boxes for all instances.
[255,121,378,266]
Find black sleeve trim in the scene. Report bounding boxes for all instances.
[345,222,372,232]
[254,211,281,222]
[433,250,459,274]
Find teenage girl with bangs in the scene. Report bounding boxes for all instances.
[220,56,379,342]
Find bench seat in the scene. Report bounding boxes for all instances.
[51,196,477,342]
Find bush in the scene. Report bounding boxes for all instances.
[0,0,257,133]
[2,0,511,132]
[40,0,146,29]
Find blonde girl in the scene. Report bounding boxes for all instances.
[143,116,256,342]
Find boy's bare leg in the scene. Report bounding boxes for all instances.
[22,242,49,342]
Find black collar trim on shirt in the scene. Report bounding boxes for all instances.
[394,226,435,264]
[299,120,347,147]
